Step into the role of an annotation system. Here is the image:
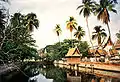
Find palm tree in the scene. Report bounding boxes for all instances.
[54,24,62,45]
[92,26,107,46]
[66,16,77,39]
[95,0,117,39]
[77,0,96,47]
[24,13,39,32]
[74,26,85,44]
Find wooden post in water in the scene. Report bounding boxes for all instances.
[75,70,77,76]
[74,64,77,70]
[85,64,87,72]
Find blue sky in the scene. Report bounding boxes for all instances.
[9,0,120,49]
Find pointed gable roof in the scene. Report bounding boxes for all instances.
[88,49,108,57]
[65,48,81,57]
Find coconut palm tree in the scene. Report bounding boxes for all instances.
[66,16,77,39]
[74,26,85,44]
[77,0,96,47]
[54,24,62,45]
[95,0,117,39]
[92,26,107,46]
[24,13,39,32]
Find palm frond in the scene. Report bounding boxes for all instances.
[79,8,84,15]
[111,9,117,13]
[77,5,84,10]
[92,34,97,40]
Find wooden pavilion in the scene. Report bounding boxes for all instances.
[65,48,82,63]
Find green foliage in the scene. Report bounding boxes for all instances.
[92,26,107,45]
[74,26,85,41]
[45,65,67,82]
[77,0,96,17]
[0,12,39,63]
[44,39,89,61]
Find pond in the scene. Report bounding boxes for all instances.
[1,63,120,82]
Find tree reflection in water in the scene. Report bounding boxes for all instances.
[2,63,120,82]
[22,64,120,82]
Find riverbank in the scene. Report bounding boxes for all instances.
[54,61,120,72]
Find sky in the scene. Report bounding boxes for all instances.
[7,0,120,49]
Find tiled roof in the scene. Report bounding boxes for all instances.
[88,49,107,56]
[97,49,108,55]
[88,48,119,56]
[65,48,81,57]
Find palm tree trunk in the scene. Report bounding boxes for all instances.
[86,17,94,48]
[106,23,115,49]
[101,37,106,48]
[86,17,96,61]
[98,35,101,46]
[58,35,61,45]
[107,23,111,38]
[71,31,73,48]
[71,31,72,39]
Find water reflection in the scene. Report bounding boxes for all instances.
[1,63,120,82]
[28,74,53,82]
[25,64,67,82]
[24,64,120,82]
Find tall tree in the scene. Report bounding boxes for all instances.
[24,13,39,32]
[116,30,120,40]
[77,0,96,47]
[66,16,77,39]
[74,26,85,44]
[0,10,6,42]
[0,0,9,50]
[95,0,117,39]
[92,26,107,46]
[54,24,62,45]
[0,12,39,62]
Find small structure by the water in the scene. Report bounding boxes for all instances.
[65,48,82,63]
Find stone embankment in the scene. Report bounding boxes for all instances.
[54,61,120,72]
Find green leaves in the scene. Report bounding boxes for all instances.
[92,26,107,45]
[77,0,96,18]
[54,24,62,36]
[74,26,85,41]
[25,13,39,32]
[44,39,89,61]
[0,12,39,62]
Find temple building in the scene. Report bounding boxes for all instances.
[88,49,107,57]
[65,48,82,63]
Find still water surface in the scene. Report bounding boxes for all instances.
[1,63,120,82]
